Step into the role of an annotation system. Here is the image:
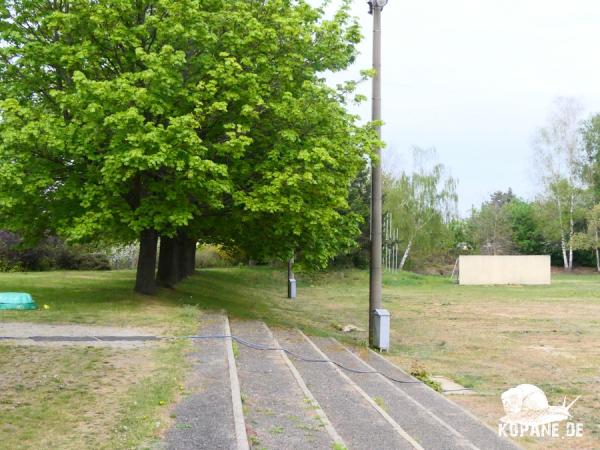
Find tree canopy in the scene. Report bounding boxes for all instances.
[0,0,376,292]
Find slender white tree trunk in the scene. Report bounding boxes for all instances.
[560,236,569,270]
[596,229,600,272]
[568,245,573,271]
[399,238,413,270]
[568,193,575,270]
[556,194,569,270]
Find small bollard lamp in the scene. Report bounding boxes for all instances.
[287,257,296,299]
[288,277,296,299]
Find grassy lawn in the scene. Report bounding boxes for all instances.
[0,271,199,450]
[2,267,600,449]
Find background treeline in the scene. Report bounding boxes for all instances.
[338,98,600,273]
[466,99,600,271]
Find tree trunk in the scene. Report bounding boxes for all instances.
[135,229,158,295]
[173,235,196,281]
[177,235,197,281]
[174,236,184,282]
[157,236,179,288]
[556,195,569,271]
[399,239,413,270]
[568,193,575,271]
[287,257,294,280]
[568,245,573,271]
[560,237,569,270]
[596,229,600,273]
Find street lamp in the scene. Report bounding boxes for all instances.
[368,0,388,349]
[368,0,388,14]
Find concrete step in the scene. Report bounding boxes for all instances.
[165,314,247,450]
[230,320,338,449]
[273,328,420,450]
[355,348,520,450]
[310,336,477,450]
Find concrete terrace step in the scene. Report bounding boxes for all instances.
[164,314,247,450]
[230,320,338,449]
[164,315,520,450]
[310,336,477,450]
[354,348,520,450]
[273,328,419,450]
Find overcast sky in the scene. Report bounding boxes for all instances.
[325,0,600,215]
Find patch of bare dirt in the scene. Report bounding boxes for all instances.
[0,344,157,449]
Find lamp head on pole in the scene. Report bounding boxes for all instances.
[368,0,388,14]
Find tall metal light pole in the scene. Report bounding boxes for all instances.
[368,0,387,347]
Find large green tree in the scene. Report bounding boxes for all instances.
[505,199,545,255]
[0,0,375,293]
[467,192,545,256]
[469,190,515,255]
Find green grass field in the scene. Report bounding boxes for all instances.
[1,268,599,449]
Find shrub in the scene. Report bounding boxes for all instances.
[106,244,138,269]
[195,245,233,268]
[0,231,111,271]
[73,253,111,270]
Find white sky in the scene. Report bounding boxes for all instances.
[325,0,600,215]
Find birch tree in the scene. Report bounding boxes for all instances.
[533,97,588,270]
[383,148,457,270]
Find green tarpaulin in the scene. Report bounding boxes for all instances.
[0,292,37,310]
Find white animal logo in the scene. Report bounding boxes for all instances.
[500,384,579,426]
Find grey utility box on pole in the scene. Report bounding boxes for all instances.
[288,278,296,299]
[372,308,390,351]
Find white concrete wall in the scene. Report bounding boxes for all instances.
[458,255,551,285]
